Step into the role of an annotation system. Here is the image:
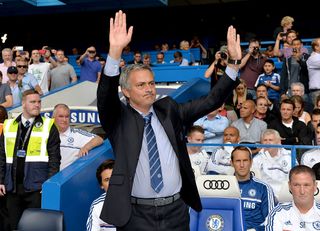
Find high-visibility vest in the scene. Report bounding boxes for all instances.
[3,117,54,164]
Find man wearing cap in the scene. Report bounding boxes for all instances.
[0,69,12,108]
[7,66,21,105]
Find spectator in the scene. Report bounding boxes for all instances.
[268,98,312,145]
[0,48,15,84]
[154,52,165,64]
[127,50,142,65]
[0,70,12,108]
[194,104,229,154]
[265,165,320,230]
[186,125,209,175]
[0,90,60,229]
[52,103,104,170]
[291,95,311,125]
[28,49,57,94]
[205,45,228,89]
[307,38,320,106]
[231,99,267,154]
[7,66,22,106]
[170,51,189,66]
[50,49,77,91]
[16,57,43,95]
[97,10,241,229]
[79,46,102,83]
[255,59,281,103]
[86,159,116,231]
[273,16,294,40]
[231,146,276,231]
[239,38,267,98]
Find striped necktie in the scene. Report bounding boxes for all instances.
[25,120,30,128]
[144,112,164,193]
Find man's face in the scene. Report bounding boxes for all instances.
[156,54,164,63]
[316,127,320,145]
[291,86,303,96]
[231,149,252,181]
[187,131,205,153]
[134,53,142,62]
[256,86,268,98]
[240,101,255,119]
[289,172,317,209]
[54,107,70,133]
[100,168,113,192]
[223,127,239,144]
[312,114,320,130]
[22,93,41,118]
[122,69,156,113]
[16,61,28,75]
[280,103,294,121]
[31,50,41,62]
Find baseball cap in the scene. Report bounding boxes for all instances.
[7,66,18,74]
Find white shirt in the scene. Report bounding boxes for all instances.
[252,148,296,197]
[301,149,320,168]
[188,150,210,174]
[206,145,235,175]
[60,127,96,170]
[86,193,116,231]
[265,201,320,231]
[28,62,51,94]
[307,52,320,90]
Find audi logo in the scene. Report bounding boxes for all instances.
[203,180,230,190]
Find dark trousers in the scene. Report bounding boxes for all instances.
[0,196,10,231]
[6,184,41,230]
[117,198,190,231]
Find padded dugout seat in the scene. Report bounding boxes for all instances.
[190,175,244,231]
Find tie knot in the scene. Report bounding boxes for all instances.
[143,112,153,125]
[25,120,30,128]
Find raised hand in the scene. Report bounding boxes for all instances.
[227,26,241,61]
[109,10,133,60]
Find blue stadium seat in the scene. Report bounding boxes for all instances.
[190,175,245,231]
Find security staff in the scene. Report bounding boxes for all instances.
[0,90,61,230]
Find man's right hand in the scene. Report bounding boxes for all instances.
[109,10,133,60]
[0,184,6,196]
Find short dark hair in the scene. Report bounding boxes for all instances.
[96,159,115,186]
[187,125,204,137]
[289,165,316,182]
[264,59,275,66]
[280,98,295,110]
[231,145,252,161]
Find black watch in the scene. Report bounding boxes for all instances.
[228,59,241,65]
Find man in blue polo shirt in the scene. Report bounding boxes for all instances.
[231,146,276,230]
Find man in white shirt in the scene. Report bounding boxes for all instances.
[52,103,104,170]
[253,129,296,197]
[265,165,320,231]
[186,125,209,175]
[86,159,116,231]
[301,123,320,168]
[206,126,240,175]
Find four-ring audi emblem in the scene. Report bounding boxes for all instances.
[203,180,230,190]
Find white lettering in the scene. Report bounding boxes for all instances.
[243,201,256,209]
[70,112,77,123]
[78,113,85,123]
[87,112,95,123]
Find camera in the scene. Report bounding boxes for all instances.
[220,52,228,60]
[292,48,297,53]
[39,49,46,55]
[253,47,259,52]
[280,32,287,37]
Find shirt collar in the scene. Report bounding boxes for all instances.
[21,115,35,126]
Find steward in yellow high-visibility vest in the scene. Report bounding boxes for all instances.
[0,90,61,230]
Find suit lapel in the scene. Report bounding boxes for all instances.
[154,108,180,156]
